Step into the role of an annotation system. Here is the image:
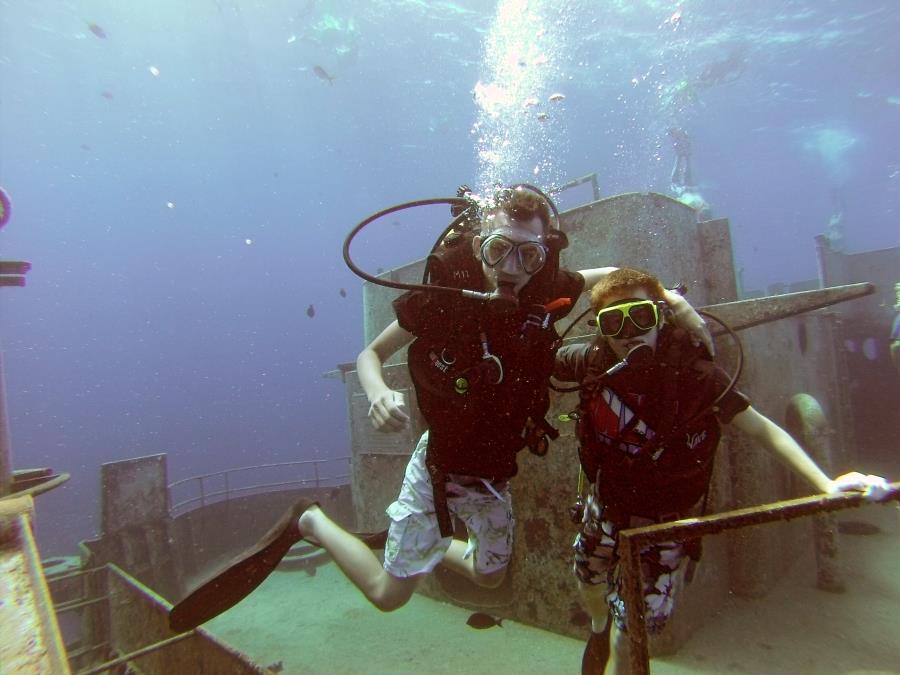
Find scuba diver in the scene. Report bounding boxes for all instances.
[823,187,847,253]
[168,185,711,631]
[667,127,711,221]
[660,46,748,115]
[553,267,892,675]
[693,45,749,92]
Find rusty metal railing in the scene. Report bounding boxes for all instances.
[551,172,601,203]
[618,483,900,674]
[168,457,351,517]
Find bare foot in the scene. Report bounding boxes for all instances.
[298,505,323,546]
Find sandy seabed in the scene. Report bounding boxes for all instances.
[208,497,899,674]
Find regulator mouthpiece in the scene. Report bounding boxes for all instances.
[489,282,519,310]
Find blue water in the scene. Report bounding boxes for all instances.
[1,0,898,555]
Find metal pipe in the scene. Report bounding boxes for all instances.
[45,566,107,584]
[168,464,350,514]
[621,483,899,674]
[169,476,344,511]
[785,393,844,592]
[166,457,351,488]
[619,533,650,673]
[65,642,109,661]
[55,595,110,614]
[0,352,13,497]
[75,631,195,675]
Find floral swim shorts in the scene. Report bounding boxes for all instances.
[573,491,689,634]
[383,432,514,578]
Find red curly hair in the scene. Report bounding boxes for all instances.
[590,267,666,313]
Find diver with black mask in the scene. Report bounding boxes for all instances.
[298,184,616,613]
[168,184,713,632]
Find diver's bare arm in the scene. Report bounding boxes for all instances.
[730,406,832,492]
[732,406,891,498]
[357,320,414,430]
[664,289,714,354]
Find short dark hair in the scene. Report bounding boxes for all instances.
[590,268,666,313]
[486,186,551,233]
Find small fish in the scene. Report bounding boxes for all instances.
[80,144,91,152]
[536,112,549,122]
[313,65,335,85]
[265,661,284,674]
[306,304,315,318]
[87,22,107,39]
[548,93,566,103]
[100,90,114,100]
[339,288,347,298]
[466,612,503,629]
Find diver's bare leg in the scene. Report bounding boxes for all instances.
[579,580,615,674]
[607,622,630,675]
[682,156,695,190]
[299,507,420,612]
[579,580,611,633]
[439,538,507,588]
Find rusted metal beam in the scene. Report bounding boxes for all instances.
[0,260,30,287]
[0,276,26,287]
[618,532,651,670]
[0,261,31,275]
[620,482,899,675]
[701,282,874,333]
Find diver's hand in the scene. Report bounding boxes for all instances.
[827,471,892,502]
[664,289,715,356]
[367,389,410,432]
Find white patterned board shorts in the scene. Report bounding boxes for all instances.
[383,432,515,578]
[573,491,689,635]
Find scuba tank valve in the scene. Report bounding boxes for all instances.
[602,342,653,378]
